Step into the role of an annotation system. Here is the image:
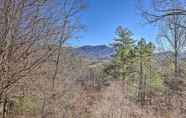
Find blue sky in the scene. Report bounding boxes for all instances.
[68,0,158,46]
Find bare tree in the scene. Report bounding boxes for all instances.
[158,15,186,78]
[140,0,186,25]
[140,0,186,77]
[0,0,82,117]
[51,0,86,90]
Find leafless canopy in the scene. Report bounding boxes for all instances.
[0,0,85,101]
[140,0,186,26]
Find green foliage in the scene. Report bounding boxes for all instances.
[105,26,156,82]
[103,26,165,106]
[134,38,155,62]
[151,73,164,91]
[113,26,135,63]
[103,61,120,80]
[16,96,40,114]
[112,26,136,80]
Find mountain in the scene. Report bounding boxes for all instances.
[69,44,186,61]
[71,45,115,60]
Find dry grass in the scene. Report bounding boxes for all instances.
[1,50,186,118]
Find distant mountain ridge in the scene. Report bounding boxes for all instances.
[69,45,186,61]
[71,45,115,60]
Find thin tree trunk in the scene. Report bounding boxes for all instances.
[52,18,67,90]
[138,41,147,106]
[52,43,62,89]
[138,53,143,106]
[41,96,46,118]
[149,64,152,105]
[174,15,178,78]
[174,39,178,78]
[2,98,7,118]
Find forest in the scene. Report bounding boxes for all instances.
[0,0,186,118]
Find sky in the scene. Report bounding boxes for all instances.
[68,0,158,46]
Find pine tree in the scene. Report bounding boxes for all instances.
[135,38,155,106]
[113,26,135,80]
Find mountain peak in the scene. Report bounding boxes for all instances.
[72,45,115,60]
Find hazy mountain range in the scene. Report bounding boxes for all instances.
[71,45,115,60]
[69,45,186,61]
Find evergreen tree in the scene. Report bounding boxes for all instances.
[135,38,155,106]
[113,26,136,80]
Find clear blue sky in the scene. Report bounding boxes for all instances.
[68,0,158,46]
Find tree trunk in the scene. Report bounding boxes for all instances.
[174,15,178,78]
[149,64,152,105]
[52,18,67,90]
[2,98,7,118]
[138,53,144,106]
